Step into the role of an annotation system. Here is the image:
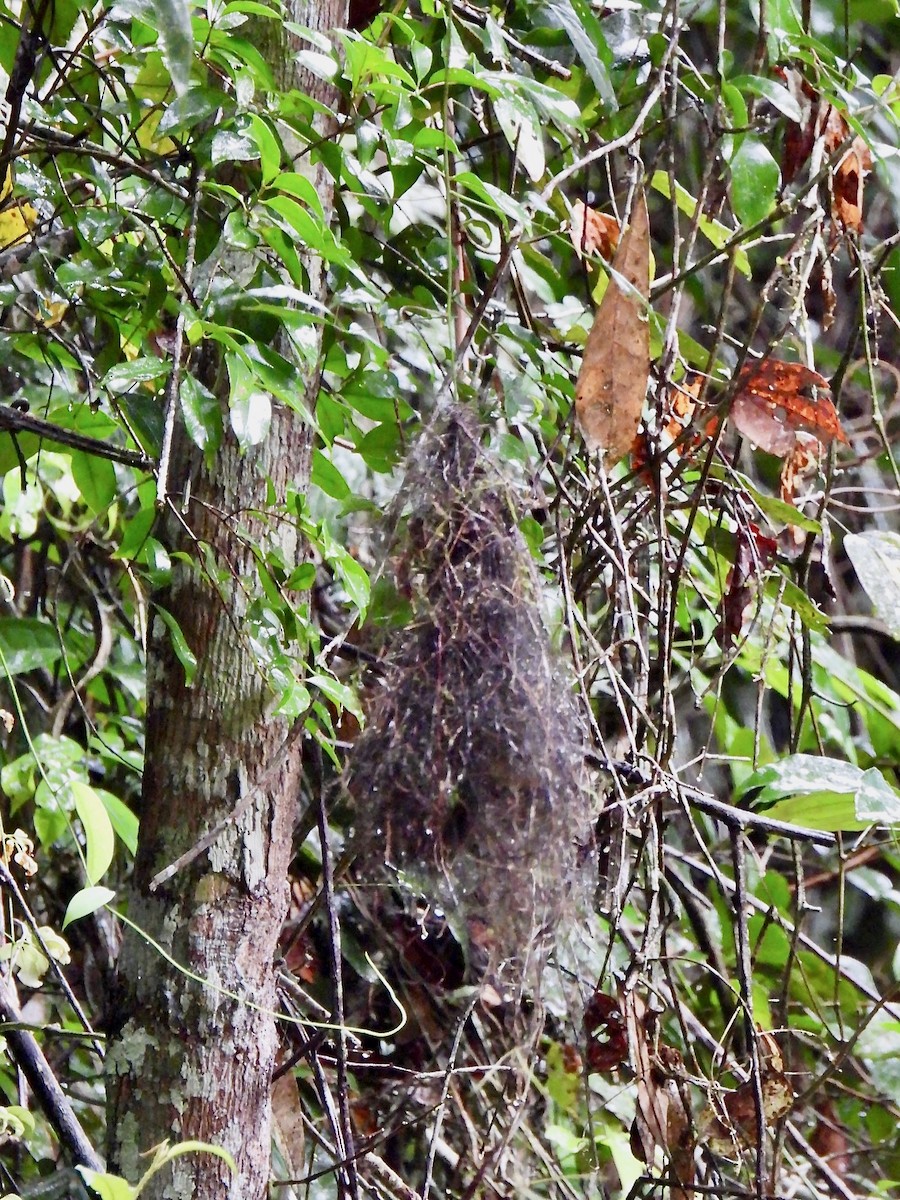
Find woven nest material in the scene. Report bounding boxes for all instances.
[347,410,594,979]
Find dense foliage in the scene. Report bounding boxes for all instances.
[2,0,900,1195]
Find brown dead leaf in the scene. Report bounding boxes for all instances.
[665,375,701,439]
[569,201,621,261]
[716,523,778,651]
[700,1031,793,1157]
[810,1100,850,1177]
[280,876,321,982]
[780,431,821,509]
[575,190,651,464]
[272,1068,306,1178]
[731,358,846,458]
[623,992,695,1200]
[584,989,628,1072]
[779,69,819,183]
[631,374,711,490]
[777,68,872,233]
[833,135,872,233]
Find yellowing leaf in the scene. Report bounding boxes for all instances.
[0,168,37,249]
[575,189,651,464]
[650,170,751,277]
[37,296,69,327]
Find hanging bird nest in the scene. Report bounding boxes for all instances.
[347,408,594,984]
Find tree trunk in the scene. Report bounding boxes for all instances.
[105,6,345,1197]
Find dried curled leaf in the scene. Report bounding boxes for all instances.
[731,358,846,457]
[810,1100,850,1177]
[569,200,621,261]
[631,374,710,489]
[778,68,873,233]
[575,191,651,464]
[584,989,628,1072]
[623,992,695,1200]
[700,1031,793,1156]
[716,522,778,651]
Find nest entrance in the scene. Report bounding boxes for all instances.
[348,410,593,981]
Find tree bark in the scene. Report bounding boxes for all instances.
[105,6,345,1197]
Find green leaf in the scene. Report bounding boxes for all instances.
[70,780,116,885]
[286,563,316,590]
[248,114,283,184]
[334,551,370,618]
[103,357,167,391]
[63,886,117,930]
[180,372,222,454]
[269,171,325,218]
[651,171,751,276]
[307,671,362,720]
[226,353,272,448]
[96,789,140,856]
[492,91,544,182]
[730,137,780,227]
[730,74,803,122]
[157,86,221,136]
[34,808,67,847]
[765,576,829,633]
[311,449,351,500]
[355,421,402,473]
[736,475,822,532]
[594,1114,644,1198]
[262,194,349,264]
[738,755,900,830]
[77,1168,135,1200]
[0,618,62,675]
[754,0,803,47]
[71,450,116,514]
[294,48,339,82]
[134,1140,235,1195]
[152,0,194,96]
[274,680,311,718]
[545,1040,579,1111]
[844,531,900,640]
[210,128,256,164]
[155,606,198,686]
[544,0,616,109]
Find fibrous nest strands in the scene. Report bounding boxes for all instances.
[348,409,593,977]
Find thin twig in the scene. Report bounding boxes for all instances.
[0,861,102,1054]
[729,829,766,1200]
[0,969,103,1171]
[317,757,359,1200]
[156,162,204,509]
[0,404,153,469]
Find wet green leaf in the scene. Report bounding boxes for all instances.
[730,137,780,226]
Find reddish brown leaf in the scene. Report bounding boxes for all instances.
[716,523,777,650]
[575,190,651,464]
[833,136,872,232]
[780,431,821,508]
[776,69,872,232]
[730,358,846,457]
[631,375,708,491]
[560,1041,584,1075]
[700,1031,793,1157]
[569,201,621,261]
[272,1068,306,1178]
[776,68,820,182]
[623,992,695,1200]
[584,990,628,1072]
[810,1100,850,1177]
